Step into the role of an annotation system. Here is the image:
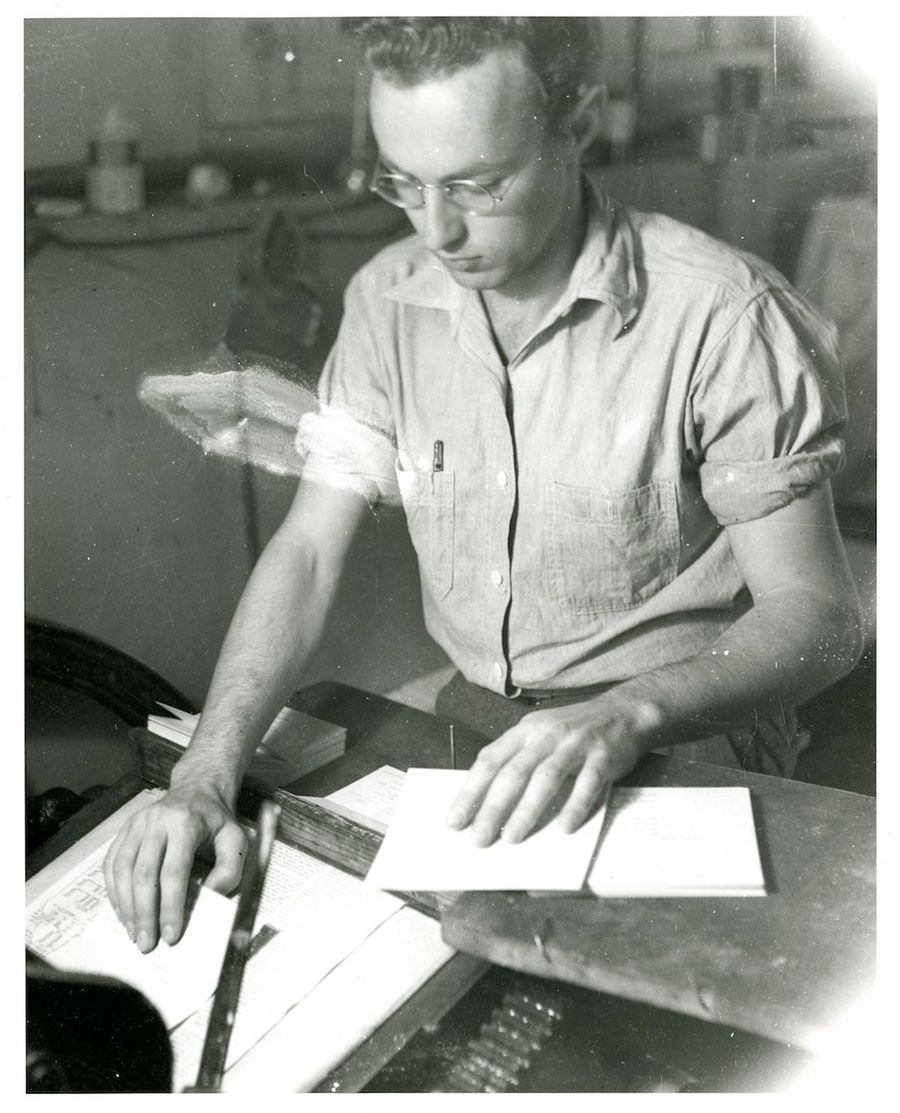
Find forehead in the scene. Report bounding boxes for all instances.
[369,49,547,177]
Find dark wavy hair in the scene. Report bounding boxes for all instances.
[350,17,599,129]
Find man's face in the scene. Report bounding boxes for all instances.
[369,49,581,297]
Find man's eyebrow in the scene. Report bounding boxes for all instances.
[378,153,513,181]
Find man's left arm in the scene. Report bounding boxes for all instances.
[447,482,862,845]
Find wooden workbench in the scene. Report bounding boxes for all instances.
[28,681,876,1085]
[289,683,876,1053]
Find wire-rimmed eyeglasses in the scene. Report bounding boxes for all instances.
[369,162,517,216]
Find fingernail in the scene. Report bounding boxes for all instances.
[501,825,523,844]
[470,827,493,847]
[161,924,176,945]
[136,930,151,953]
[446,810,465,829]
[125,922,135,942]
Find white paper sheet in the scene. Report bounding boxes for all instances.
[170,881,404,1090]
[365,768,609,892]
[220,906,456,1093]
[25,838,236,1030]
[256,837,371,928]
[586,786,767,896]
[325,764,405,825]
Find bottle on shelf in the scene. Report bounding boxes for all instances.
[85,106,145,215]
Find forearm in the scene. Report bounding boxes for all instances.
[171,532,343,802]
[604,585,863,752]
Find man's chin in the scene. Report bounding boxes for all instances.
[440,262,504,290]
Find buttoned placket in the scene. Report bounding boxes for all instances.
[434,233,638,692]
[451,292,522,691]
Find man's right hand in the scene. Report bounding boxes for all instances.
[103,783,247,953]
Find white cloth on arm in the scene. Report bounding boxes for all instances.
[139,344,316,478]
[138,343,401,505]
[295,407,400,506]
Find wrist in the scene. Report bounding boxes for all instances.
[169,750,240,807]
[592,683,667,755]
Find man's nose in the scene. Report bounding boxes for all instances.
[419,187,465,253]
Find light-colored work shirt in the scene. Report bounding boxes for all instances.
[298,183,845,695]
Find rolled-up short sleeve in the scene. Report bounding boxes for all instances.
[295,272,401,506]
[690,287,847,525]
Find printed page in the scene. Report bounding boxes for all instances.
[257,838,406,938]
[365,768,608,892]
[171,879,404,1091]
[325,764,405,825]
[586,786,766,896]
[25,789,164,903]
[221,906,456,1093]
[256,837,377,928]
[25,838,235,1030]
[297,764,406,834]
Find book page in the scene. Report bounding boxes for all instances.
[25,788,164,903]
[170,880,404,1090]
[296,764,406,835]
[256,837,377,928]
[25,838,236,1030]
[325,764,405,825]
[220,906,456,1094]
[365,768,608,892]
[586,786,766,896]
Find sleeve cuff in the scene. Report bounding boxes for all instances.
[700,436,845,525]
[296,408,400,507]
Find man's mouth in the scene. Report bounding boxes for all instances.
[439,255,482,271]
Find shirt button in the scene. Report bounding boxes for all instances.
[492,662,504,681]
[497,470,509,489]
[490,569,504,588]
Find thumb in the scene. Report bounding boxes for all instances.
[203,821,247,895]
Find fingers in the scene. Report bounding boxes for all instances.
[104,823,138,942]
[502,754,572,843]
[445,733,529,838]
[103,792,239,952]
[445,708,632,847]
[557,757,611,833]
[204,822,247,895]
[157,835,197,946]
[447,727,575,847]
[131,829,168,952]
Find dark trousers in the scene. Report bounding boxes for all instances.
[434,671,804,778]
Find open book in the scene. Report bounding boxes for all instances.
[147,702,346,788]
[365,771,767,897]
[25,769,455,1093]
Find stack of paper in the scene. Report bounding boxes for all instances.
[365,769,610,892]
[364,771,767,898]
[147,703,346,788]
[586,786,767,897]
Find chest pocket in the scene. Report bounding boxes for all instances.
[395,463,455,600]
[547,480,679,614]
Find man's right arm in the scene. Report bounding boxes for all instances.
[104,478,370,952]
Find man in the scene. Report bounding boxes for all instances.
[105,17,860,954]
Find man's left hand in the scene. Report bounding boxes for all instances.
[445,697,661,846]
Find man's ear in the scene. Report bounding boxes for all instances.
[566,84,607,156]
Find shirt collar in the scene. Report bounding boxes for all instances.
[383,177,641,332]
[566,182,641,329]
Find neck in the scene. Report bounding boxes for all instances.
[480,191,588,365]
[485,178,588,318]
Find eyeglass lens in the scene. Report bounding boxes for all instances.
[373,175,495,215]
